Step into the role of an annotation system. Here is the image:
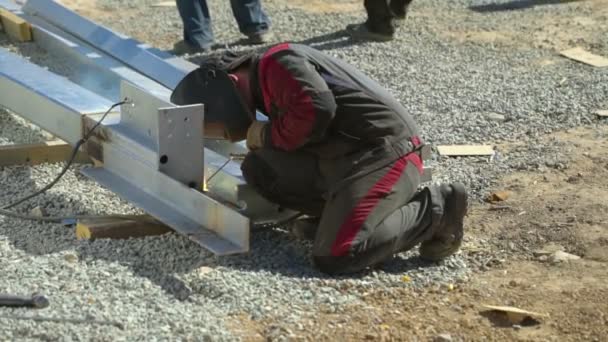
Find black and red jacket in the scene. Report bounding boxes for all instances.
[250,43,422,166]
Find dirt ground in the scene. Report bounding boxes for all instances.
[38,1,608,340]
[226,126,608,341]
[223,1,608,339]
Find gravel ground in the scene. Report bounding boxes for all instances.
[1,0,607,340]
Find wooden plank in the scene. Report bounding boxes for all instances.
[150,1,175,7]
[482,304,548,324]
[0,9,32,42]
[596,110,608,117]
[560,47,608,67]
[437,145,494,156]
[76,215,172,240]
[0,140,90,166]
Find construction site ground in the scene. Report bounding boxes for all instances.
[1,0,607,341]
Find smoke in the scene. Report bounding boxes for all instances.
[72,66,121,102]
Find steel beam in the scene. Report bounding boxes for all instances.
[12,0,290,220]
[23,0,194,90]
[0,47,113,144]
[20,0,254,155]
[0,0,19,11]
[0,47,249,254]
[20,0,252,154]
[29,18,171,101]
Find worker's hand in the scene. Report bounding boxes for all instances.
[246,121,268,150]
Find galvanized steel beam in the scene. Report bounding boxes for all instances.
[1,0,291,222]
[0,46,113,144]
[23,0,193,90]
[0,47,249,254]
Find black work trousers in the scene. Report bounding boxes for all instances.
[241,146,446,274]
[364,0,414,34]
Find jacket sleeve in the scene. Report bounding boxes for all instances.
[258,46,337,151]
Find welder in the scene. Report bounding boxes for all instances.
[171,43,468,274]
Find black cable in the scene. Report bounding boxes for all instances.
[0,99,129,221]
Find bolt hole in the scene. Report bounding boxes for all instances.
[160,155,168,164]
[184,117,189,122]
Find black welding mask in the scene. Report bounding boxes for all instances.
[170,66,252,142]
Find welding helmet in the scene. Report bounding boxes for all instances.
[170,58,253,142]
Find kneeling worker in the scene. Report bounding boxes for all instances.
[171,43,468,274]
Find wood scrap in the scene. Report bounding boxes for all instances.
[482,304,548,324]
[560,47,608,67]
[0,9,32,42]
[437,145,494,156]
[76,215,172,240]
[0,140,90,166]
[486,190,511,203]
[596,110,608,118]
[150,1,175,7]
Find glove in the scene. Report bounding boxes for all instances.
[246,121,268,150]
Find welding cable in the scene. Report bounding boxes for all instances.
[250,212,306,231]
[0,99,132,223]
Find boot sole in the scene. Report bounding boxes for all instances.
[419,183,468,261]
[346,26,394,42]
[447,182,468,235]
[419,239,463,262]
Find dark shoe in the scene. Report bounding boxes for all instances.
[287,216,319,241]
[346,23,393,42]
[419,183,468,261]
[172,40,212,55]
[245,31,274,45]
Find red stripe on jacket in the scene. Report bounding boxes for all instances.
[258,44,320,151]
[330,153,424,256]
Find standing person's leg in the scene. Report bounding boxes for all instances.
[229,0,273,44]
[347,0,394,41]
[389,0,415,19]
[174,0,214,53]
[312,152,467,274]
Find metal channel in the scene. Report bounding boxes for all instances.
[0,47,113,144]
[23,0,194,90]
[29,19,171,101]
[82,139,248,255]
[11,0,287,219]
[0,48,249,254]
[0,0,19,11]
[19,0,252,156]
[0,0,171,102]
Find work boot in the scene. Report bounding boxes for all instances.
[172,40,212,55]
[419,183,468,261]
[245,31,274,45]
[346,23,394,42]
[287,216,319,241]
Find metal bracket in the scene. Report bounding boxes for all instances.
[116,82,205,188]
[157,104,205,189]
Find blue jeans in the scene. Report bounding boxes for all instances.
[175,0,271,48]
